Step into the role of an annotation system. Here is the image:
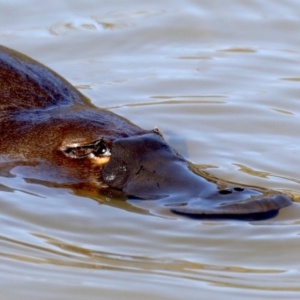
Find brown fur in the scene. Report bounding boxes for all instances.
[0,45,145,188]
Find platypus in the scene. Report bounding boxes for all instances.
[0,45,292,219]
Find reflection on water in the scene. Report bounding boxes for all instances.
[234,164,271,179]
[1,0,300,299]
[106,98,226,109]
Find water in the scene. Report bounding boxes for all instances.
[1,1,300,299]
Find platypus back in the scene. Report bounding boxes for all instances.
[0,45,89,111]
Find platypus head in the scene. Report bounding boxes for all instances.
[60,128,292,219]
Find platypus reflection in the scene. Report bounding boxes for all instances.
[0,45,292,219]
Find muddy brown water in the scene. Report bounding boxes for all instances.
[1,1,300,299]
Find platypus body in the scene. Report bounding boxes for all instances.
[0,45,292,219]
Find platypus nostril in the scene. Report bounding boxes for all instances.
[218,187,245,195]
[219,189,232,195]
[233,187,244,192]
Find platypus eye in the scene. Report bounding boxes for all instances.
[95,140,110,156]
[61,139,111,159]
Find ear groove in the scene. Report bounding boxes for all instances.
[63,144,94,159]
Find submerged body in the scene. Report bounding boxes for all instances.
[0,45,292,219]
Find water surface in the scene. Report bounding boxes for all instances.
[1,1,300,299]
